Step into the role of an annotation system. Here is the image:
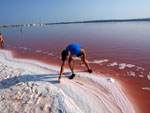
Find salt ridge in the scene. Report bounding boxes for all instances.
[0,50,136,113]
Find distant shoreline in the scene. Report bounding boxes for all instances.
[0,18,150,28]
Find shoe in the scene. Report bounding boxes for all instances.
[88,69,93,73]
[70,74,76,79]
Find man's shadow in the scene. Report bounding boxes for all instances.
[0,74,60,89]
[0,71,87,89]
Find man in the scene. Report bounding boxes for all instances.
[58,44,92,83]
[0,33,5,49]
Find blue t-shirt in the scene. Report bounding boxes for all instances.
[66,44,82,56]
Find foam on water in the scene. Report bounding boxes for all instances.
[0,50,136,113]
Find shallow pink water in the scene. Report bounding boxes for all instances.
[1,22,150,113]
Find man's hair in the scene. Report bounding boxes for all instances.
[0,33,1,35]
[61,50,68,61]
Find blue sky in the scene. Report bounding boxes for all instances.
[0,0,150,25]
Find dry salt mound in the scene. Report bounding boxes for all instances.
[0,50,136,113]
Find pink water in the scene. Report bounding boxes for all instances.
[1,22,150,113]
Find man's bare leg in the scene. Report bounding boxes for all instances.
[81,56,92,73]
[81,56,90,69]
[68,57,75,74]
[68,57,76,79]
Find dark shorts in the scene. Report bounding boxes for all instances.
[76,52,83,57]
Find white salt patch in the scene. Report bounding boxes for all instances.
[23,48,28,50]
[119,63,126,69]
[19,46,24,49]
[127,72,136,77]
[119,63,135,69]
[43,51,49,54]
[126,64,135,68]
[115,74,119,76]
[147,74,150,80]
[137,66,145,71]
[47,53,54,56]
[142,87,150,91]
[18,47,28,50]
[74,57,81,60]
[81,64,85,67]
[89,59,109,64]
[108,62,118,66]
[35,50,42,53]
[139,75,144,78]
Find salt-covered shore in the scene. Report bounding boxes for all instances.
[0,50,136,113]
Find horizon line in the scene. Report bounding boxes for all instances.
[0,17,150,28]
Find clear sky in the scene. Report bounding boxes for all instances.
[0,0,150,25]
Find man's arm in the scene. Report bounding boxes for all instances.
[58,61,66,82]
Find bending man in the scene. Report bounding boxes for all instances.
[59,44,92,83]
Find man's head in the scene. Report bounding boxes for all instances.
[61,50,69,61]
[0,33,1,35]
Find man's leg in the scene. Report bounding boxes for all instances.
[81,56,90,70]
[68,57,75,74]
[68,57,76,79]
[81,56,92,73]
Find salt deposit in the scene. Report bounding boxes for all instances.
[119,63,135,69]
[35,50,42,53]
[147,73,150,80]
[0,50,136,113]
[107,62,118,66]
[89,59,109,64]
[142,87,150,91]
